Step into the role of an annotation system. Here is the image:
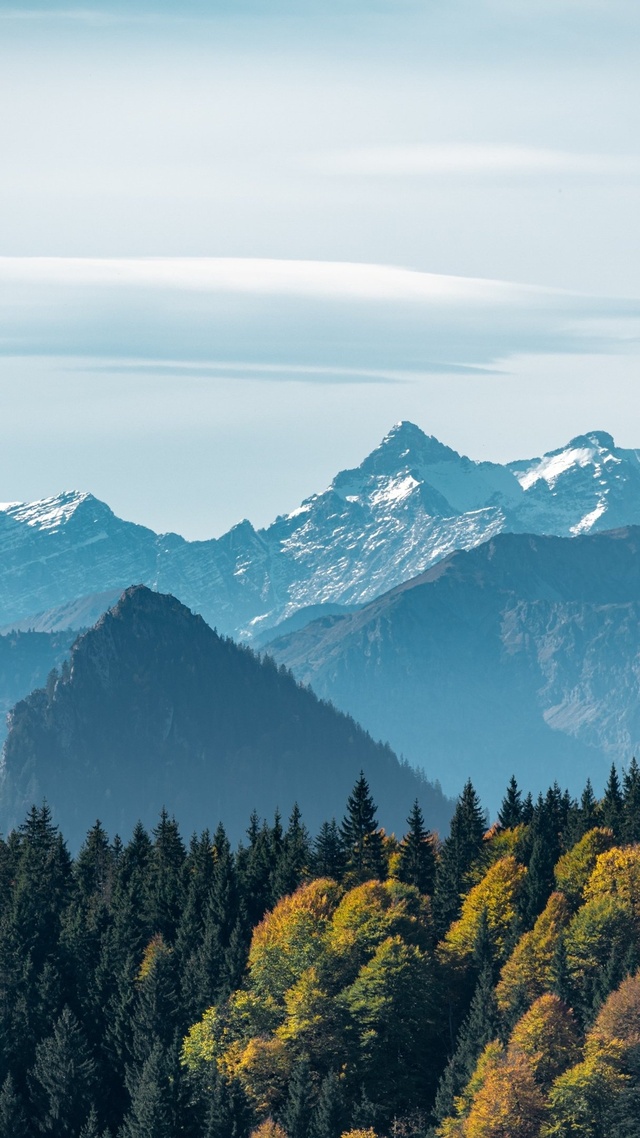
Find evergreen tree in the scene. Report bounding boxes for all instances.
[433,963,499,1122]
[204,1074,253,1138]
[281,1058,315,1138]
[498,776,522,830]
[396,800,436,894]
[623,758,640,843]
[0,1073,29,1138]
[310,1072,346,1138]
[602,764,624,839]
[340,773,385,884]
[313,821,346,881]
[273,805,311,897]
[29,1006,97,1136]
[432,780,486,937]
[119,1044,173,1138]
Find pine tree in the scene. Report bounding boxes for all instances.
[0,1073,29,1138]
[145,810,186,942]
[119,1043,173,1138]
[396,800,436,894]
[340,773,385,884]
[602,764,624,839]
[432,780,486,937]
[313,821,346,882]
[281,1058,315,1138]
[273,805,311,898]
[204,1073,253,1138]
[29,1006,97,1136]
[310,1072,345,1138]
[433,963,499,1122]
[498,777,522,829]
[79,1105,102,1138]
[623,758,640,843]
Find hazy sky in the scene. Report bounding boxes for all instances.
[1,0,639,537]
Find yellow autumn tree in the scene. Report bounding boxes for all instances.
[463,1048,547,1138]
[440,856,527,967]
[509,995,579,1088]
[496,892,571,1014]
[564,895,634,988]
[249,878,344,1003]
[250,1121,288,1138]
[326,878,432,984]
[231,1036,292,1114]
[584,845,640,918]
[553,828,614,909]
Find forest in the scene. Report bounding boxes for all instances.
[1,767,640,1138]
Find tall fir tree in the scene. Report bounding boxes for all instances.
[340,773,385,884]
[396,800,436,894]
[29,1006,97,1137]
[623,758,640,843]
[0,1073,29,1138]
[602,764,624,839]
[432,780,486,938]
[281,1058,315,1138]
[498,777,522,829]
[313,821,346,882]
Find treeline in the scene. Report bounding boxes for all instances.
[1,766,640,1136]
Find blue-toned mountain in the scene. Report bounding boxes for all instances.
[1,423,639,640]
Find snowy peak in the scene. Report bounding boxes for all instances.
[0,491,104,532]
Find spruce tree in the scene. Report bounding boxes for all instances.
[0,1073,29,1138]
[397,800,436,894]
[281,1058,315,1138]
[602,764,624,839]
[623,758,640,843]
[432,780,486,937]
[273,805,311,898]
[310,1072,345,1138]
[433,963,499,1121]
[119,1043,173,1138]
[313,821,346,882]
[340,773,385,884]
[498,777,522,829]
[29,1006,97,1136]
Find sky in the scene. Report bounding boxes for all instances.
[0,0,639,538]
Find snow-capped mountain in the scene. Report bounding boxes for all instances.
[1,422,639,638]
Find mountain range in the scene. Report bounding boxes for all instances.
[2,422,640,641]
[0,586,450,849]
[266,526,640,807]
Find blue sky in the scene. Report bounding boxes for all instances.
[1,0,639,537]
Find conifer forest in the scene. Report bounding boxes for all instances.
[3,768,640,1138]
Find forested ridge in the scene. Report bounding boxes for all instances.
[3,768,640,1137]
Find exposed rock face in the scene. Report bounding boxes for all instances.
[1,423,639,640]
[267,527,640,808]
[0,587,451,848]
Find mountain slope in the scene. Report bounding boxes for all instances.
[0,587,450,848]
[0,629,76,745]
[1,424,639,639]
[266,527,640,807]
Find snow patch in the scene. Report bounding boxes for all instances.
[570,503,607,535]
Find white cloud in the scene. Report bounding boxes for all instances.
[315,144,640,179]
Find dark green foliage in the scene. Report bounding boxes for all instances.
[0,1073,29,1138]
[313,821,345,881]
[4,767,640,1138]
[397,800,436,895]
[340,773,385,884]
[29,1006,97,1136]
[622,758,640,843]
[310,1072,346,1138]
[498,776,522,830]
[433,964,499,1122]
[432,780,486,937]
[602,763,624,838]
[281,1057,315,1138]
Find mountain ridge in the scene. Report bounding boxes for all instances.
[2,422,639,639]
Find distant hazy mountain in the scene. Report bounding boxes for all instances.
[0,629,76,746]
[0,586,451,848]
[266,527,640,808]
[1,424,639,640]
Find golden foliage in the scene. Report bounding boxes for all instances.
[341,1129,377,1138]
[496,892,570,1014]
[137,932,172,982]
[509,995,579,1088]
[564,895,633,985]
[250,1121,288,1138]
[553,828,614,909]
[440,856,527,966]
[584,844,640,916]
[249,878,343,1002]
[233,1036,292,1114]
[463,1048,547,1138]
